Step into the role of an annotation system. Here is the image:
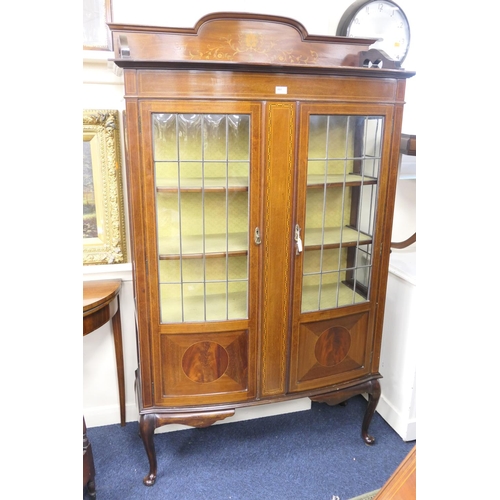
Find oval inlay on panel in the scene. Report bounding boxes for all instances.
[182,341,229,383]
[315,326,351,367]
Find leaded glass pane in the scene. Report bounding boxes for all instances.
[301,115,383,312]
[153,113,250,323]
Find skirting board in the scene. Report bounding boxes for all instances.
[375,393,416,442]
[84,399,312,431]
[84,403,140,428]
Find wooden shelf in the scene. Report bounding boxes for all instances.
[305,226,372,249]
[157,176,248,192]
[158,232,248,259]
[307,174,377,188]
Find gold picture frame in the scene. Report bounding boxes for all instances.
[83,110,126,265]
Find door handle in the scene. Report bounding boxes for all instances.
[295,224,303,255]
[254,227,262,245]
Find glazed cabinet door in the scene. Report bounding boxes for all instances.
[137,101,262,407]
[289,103,395,392]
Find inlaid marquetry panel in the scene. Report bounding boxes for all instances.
[158,329,253,405]
[135,71,399,103]
[260,102,295,397]
[289,311,371,392]
[111,13,375,68]
[315,326,351,367]
[181,341,229,383]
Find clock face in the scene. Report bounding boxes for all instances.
[345,1,410,63]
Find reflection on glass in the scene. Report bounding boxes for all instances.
[83,0,108,48]
[83,141,98,238]
[153,114,251,323]
[302,115,383,312]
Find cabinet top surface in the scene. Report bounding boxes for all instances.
[109,12,415,78]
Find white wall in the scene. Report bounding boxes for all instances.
[83,1,417,430]
[379,171,416,440]
[378,262,416,441]
[83,52,133,427]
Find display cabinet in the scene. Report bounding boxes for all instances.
[109,12,415,486]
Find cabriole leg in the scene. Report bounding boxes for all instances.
[362,378,381,445]
[139,414,158,486]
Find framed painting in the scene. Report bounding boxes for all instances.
[83,0,113,50]
[83,110,126,265]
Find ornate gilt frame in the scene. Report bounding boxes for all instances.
[83,110,126,265]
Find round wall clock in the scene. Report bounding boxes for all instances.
[336,0,411,64]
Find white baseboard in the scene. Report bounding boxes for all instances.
[84,403,140,428]
[376,394,416,442]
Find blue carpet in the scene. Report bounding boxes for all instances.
[85,396,415,500]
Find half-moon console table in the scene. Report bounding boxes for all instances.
[83,279,126,426]
[83,279,126,496]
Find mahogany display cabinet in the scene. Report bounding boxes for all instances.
[109,12,415,486]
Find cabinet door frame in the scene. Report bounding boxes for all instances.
[289,101,396,392]
[136,99,263,407]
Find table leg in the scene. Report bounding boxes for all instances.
[112,295,126,426]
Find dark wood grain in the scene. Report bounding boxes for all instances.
[83,417,96,498]
[375,445,416,499]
